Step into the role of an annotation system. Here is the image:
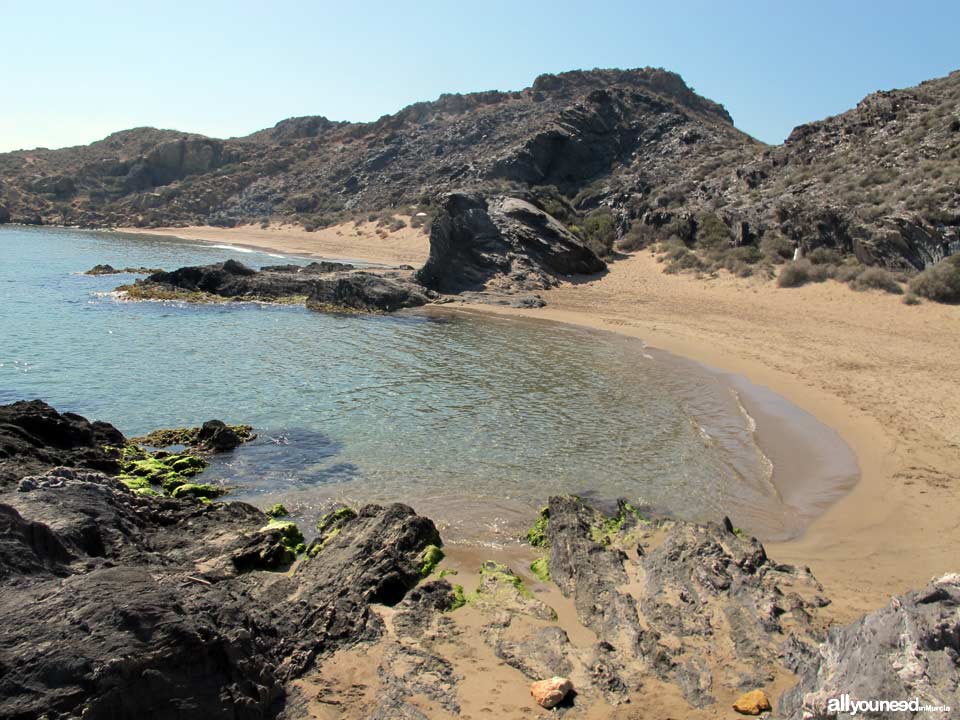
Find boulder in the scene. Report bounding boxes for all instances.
[196,419,242,452]
[417,192,606,296]
[530,676,573,708]
[305,271,433,312]
[780,573,960,720]
[0,400,124,489]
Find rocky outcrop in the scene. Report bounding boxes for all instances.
[0,399,125,488]
[418,192,606,296]
[541,496,831,707]
[780,573,960,719]
[84,263,163,275]
[124,259,433,312]
[305,271,433,312]
[0,401,442,719]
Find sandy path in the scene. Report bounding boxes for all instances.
[118,220,431,266]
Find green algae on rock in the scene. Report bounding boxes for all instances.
[171,483,226,500]
[526,506,550,547]
[265,503,289,519]
[418,544,445,577]
[131,423,255,450]
[530,556,551,582]
[260,519,306,556]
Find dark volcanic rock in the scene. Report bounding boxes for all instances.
[0,401,443,719]
[84,263,163,275]
[305,271,433,312]
[139,259,317,298]
[196,419,243,452]
[417,192,606,295]
[0,471,440,718]
[781,573,960,719]
[0,400,124,488]
[130,260,432,312]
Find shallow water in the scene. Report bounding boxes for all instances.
[0,225,858,541]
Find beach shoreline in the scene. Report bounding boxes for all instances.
[113,223,959,619]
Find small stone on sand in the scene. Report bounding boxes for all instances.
[530,676,572,708]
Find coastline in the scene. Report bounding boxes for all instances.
[112,224,960,617]
[115,222,431,267]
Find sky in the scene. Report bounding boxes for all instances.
[2,0,958,153]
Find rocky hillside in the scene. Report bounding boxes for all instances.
[1,67,958,271]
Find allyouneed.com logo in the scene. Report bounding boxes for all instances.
[828,695,952,715]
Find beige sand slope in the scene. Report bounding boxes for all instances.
[119,221,430,266]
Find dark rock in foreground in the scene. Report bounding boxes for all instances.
[0,401,441,718]
[418,192,606,296]
[780,573,960,719]
[0,399,124,488]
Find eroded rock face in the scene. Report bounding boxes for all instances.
[0,399,125,488]
[127,260,433,312]
[417,192,606,296]
[0,402,441,719]
[543,496,831,707]
[780,573,960,720]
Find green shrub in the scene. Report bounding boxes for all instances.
[777,259,833,288]
[835,261,865,283]
[760,234,795,264]
[695,213,732,250]
[850,267,903,294]
[908,255,960,303]
[807,247,843,266]
[581,209,618,257]
[616,224,654,252]
[902,292,922,305]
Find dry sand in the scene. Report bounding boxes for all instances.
[118,220,431,267]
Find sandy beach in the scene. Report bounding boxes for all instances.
[140,222,960,621]
[118,221,431,267]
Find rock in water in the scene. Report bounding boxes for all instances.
[733,689,772,715]
[780,573,960,720]
[196,419,242,452]
[417,192,606,297]
[530,676,573,708]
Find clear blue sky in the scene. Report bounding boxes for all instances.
[3,0,958,152]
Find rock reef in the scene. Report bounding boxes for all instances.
[1,401,958,719]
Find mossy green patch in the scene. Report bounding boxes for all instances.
[529,556,550,582]
[316,506,357,534]
[117,446,209,496]
[171,483,226,500]
[419,544,445,577]
[260,519,306,556]
[526,506,550,547]
[449,584,466,611]
[479,561,534,600]
[590,502,649,546]
[265,503,289,519]
[131,424,255,449]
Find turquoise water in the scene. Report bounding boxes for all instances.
[0,226,854,541]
